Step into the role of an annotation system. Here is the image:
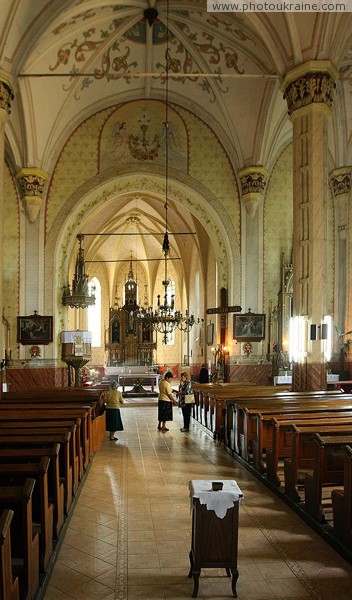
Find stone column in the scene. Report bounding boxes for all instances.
[330,169,351,331]
[238,165,268,316]
[0,72,14,364]
[16,168,48,350]
[282,60,338,390]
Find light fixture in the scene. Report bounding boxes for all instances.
[138,232,199,344]
[137,0,198,344]
[322,315,332,361]
[289,315,307,362]
[62,234,96,309]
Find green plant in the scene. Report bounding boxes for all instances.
[335,327,352,354]
[335,327,352,379]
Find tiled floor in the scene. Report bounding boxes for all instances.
[43,403,352,600]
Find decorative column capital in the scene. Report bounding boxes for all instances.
[281,60,339,117]
[238,166,268,195]
[16,167,49,223]
[238,166,268,218]
[329,168,352,197]
[0,69,14,115]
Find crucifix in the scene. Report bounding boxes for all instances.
[206,288,241,345]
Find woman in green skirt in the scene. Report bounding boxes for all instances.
[105,380,124,441]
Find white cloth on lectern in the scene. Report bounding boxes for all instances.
[189,480,244,519]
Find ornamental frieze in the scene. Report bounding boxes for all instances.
[283,72,336,115]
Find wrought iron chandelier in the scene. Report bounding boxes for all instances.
[137,0,198,344]
[62,234,96,309]
[138,231,199,344]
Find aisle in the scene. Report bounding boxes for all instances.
[42,406,352,600]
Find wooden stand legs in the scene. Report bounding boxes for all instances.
[188,551,238,598]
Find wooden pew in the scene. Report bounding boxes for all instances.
[3,388,104,418]
[0,406,92,471]
[0,433,73,515]
[235,395,352,461]
[0,479,39,600]
[265,419,352,488]
[240,390,346,445]
[192,383,268,429]
[331,445,352,545]
[193,384,292,436]
[91,411,106,452]
[222,389,344,455]
[0,420,83,482]
[208,386,288,441]
[304,433,352,523]
[0,446,64,539]
[211,385,298,443]
[225,402,237,452]
[0,424,79,496]
[0,458,53,573]
[0,509,19,600]
[254,410,352,475]
[3,386,104,402]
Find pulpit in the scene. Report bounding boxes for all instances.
[61,330,92,387]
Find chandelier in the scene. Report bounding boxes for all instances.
[138,231,199,344]
[62,234,96,309]
[137,0,198,344]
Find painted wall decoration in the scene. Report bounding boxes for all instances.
[100,100,187,171]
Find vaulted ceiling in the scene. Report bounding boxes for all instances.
[1,1,352,290]
[2,1,352,172]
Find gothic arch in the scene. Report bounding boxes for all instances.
[45,168,240,351]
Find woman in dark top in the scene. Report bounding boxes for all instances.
[198,363,209,383]
[157,371,176,432]
[178,371,193,432]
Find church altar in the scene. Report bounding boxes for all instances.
[105,366,160,392]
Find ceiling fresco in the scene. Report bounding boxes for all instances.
[6,1,286,169]
[0,1,349,172]
[1,1,352,296]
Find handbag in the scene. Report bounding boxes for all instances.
[184,393,195,404]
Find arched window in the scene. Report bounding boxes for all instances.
[88,277,101,347]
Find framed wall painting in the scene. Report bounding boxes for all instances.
[233,313,265,342]
[17,314,53,345]
[206,323,214,346]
